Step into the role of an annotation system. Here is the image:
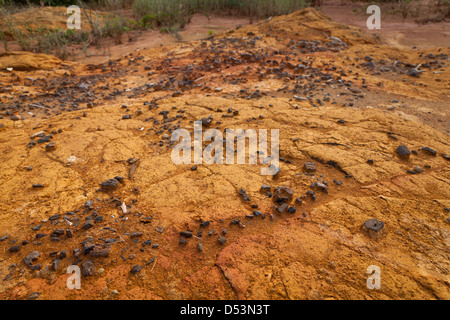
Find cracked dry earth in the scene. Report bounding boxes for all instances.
[0,8,449,300]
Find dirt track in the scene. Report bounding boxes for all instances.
[0,8,449,300]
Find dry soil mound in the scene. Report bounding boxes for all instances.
[0,51,64,70]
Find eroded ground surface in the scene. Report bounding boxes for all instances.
[0,8,449,300]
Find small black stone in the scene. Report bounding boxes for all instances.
[59,250,67,259]
[200,220,210,227]
[52,259,61,271]
[45,142,56,152]
[114,176,125,183]
[180,231,193,238]
[364,219,384,232]
[218,235,227,244]
[130,232,143,238]
[37,136,51,144]
[238,188,250,201]
[396,145,411,159]
[81,260,95,276]
[277,203,289,213]
[130,265,143,274]
[82,242,95,255]
[83,220,94,230]
[9,245,20,253]
[23,250,40,267]
[304,162,316,172]
[84,200,93,208]
[48,214,61,221]
[100,178,119,190]
[145,257,155,266]
[28,292,40,300]
[421,147,437,156]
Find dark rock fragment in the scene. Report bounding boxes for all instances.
[130,265,143,274]
[396,145,411,159]
[84,200,93,208]
[89,243,111,257]
[200,220,210,227]
[100,178,119,190]
[180,231,193,238]
[37,136,51,144]
[273,186,294,203]
[83,220,94,230]
[45,142,56,152]
[130,232,143,238]
[48,214,61,221]
[82,242,95,255]
[81,260,95,276]
[421,147,437,156]
[9,245,20,252]
[304,162,316,172]
[28,292,40,300]
[145,257,155,266]
[238,188,250,201]
[52,259,61,271]
[50,229,65,237]
[364,218,384,231]
[277,203,289,213]
[23,250,40,268]
[218,235,227,244]
[363,219,385,238]
[311,182,328,193]
[413,166,423,173]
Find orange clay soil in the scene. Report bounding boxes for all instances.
[0,8,449,300]
[0,6,105,39]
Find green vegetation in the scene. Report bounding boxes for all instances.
[0,0,312,60]
[8,27,92,60]
[102,14,130,44]
[0,30,8,51]
[132,0,311,28]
